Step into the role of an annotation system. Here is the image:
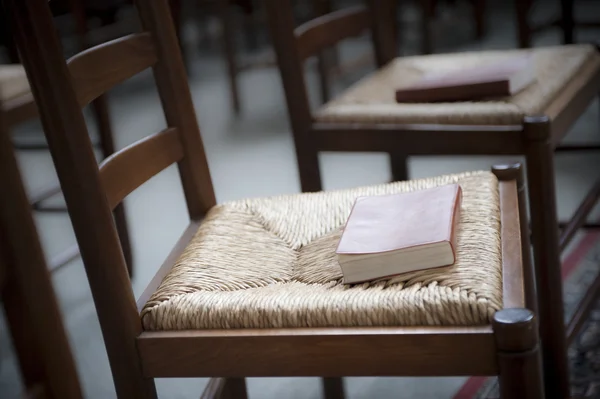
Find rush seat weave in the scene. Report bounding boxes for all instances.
[142,171,503,330]
[0,65,30,102]
[315,44,598,126]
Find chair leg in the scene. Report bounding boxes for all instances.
[2,278,45,391]
[390,154,409,181]
[317,52,331,104]
[0,2,20,63]
[221,378,248,399]
[313,0,333,105]
[493,308,545,399]
[515,0,533,48]
[524,116,570,399]
[296,145,323,192]
[218,0,241,115]
[472,0,486,39]
[420,0,434,54]
[92,95,134,277]
[239,0,258,51]
[322,377,345,399]
[560,0,575,44]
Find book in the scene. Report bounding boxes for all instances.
[336,184,462,284]
[395,55,535,103]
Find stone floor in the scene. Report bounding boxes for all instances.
[1,0,600,398]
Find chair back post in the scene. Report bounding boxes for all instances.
[0,112,83,399]
[265,0,322,191]
[265,0,313,137]
[2,0,157,397]
[369,0,398,67]
[136,0,216,220]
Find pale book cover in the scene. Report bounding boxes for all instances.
[336,184,462,284]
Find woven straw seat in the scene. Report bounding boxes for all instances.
[0,65,30,103]
[142,171,503,330]
[315,44,598,126]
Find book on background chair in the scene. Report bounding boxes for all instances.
[336,184,462,284]
[395,55,535,103]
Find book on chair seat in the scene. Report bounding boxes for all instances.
[395,55,535,103]
[336,184,462,284]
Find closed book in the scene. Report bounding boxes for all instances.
[395,55,535,103]
[336,184,462,284]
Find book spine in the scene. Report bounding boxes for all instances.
[395,80,509,103]
[449,186,463,262]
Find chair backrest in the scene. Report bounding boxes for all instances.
[0,109,83,398]
[265,0,397,131]
[3,0,214,396]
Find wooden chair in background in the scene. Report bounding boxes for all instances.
[169,0,273,115]
[515,0,600,48]
[172,0,245,113]
[0,103,83,399]
[268,0,412,186]
[179,0,349,114]
[0,1,133,274]
[6,0,546,398]
[418,0,486,54]
[265,0,600,396]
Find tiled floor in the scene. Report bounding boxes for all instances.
[1,1,600,398]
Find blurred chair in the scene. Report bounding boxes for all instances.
[169,0,256,114]
[515,0,600,48]
[265,0,600,396]
[0,1,133,274]
[177,0,345,114]
[0,105,83,399]
[419,0,486,54]
[6,0,545,398]
[0,2,18,62]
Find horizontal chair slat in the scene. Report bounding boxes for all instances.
[137,326,497,378]
[67,32,158,107]
[295,6,370,61]
[99,127,183,209]
[314,124,524,155]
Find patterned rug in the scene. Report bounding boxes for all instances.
[454,231,600,399]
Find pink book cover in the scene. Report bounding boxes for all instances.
[336,184,462,258]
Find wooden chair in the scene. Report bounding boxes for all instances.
[5,0,546,398]
[168,0,262,114]
[181,0,345,114]
[265,0,600,396]
[515,0,600,49]
[0,103,83,398]
[418,0,486,54]
[0,3,134,273]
